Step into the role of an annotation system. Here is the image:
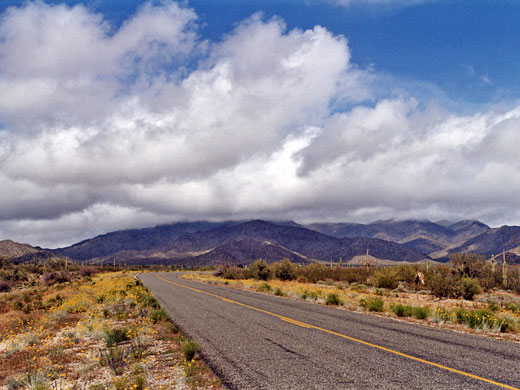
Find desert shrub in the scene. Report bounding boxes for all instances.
[129,337,148,360]
[499,314,518,333]
[149,309,167,324]
[456,277,482,300]
[134,376,146,390]
[300,262,329,283]
[214,264,245,279]
[273,287,286,296]
[359,297,384,312]
[325,292,342,305]
[508,266,520,294]
[455,308,507,331]
[23,303,32,314]
[271,259,297,281]
[413,306,430,319]
[22,371,49,390]
[0,280,12,292]
[42,271,71,286]
[392,304,414,317]
[257,282,271,292]
[487,300,499,312]
[351,283,369,292]
[113,377,129,390]
[182,340,199,361]
[299,289,320,301]
[450,253,489,279]
[45,295,63,310]
[331,266,370,283]
[503,301,520,313]
[99,346,127,375]
[78,266,98,277]
[104,327,131,347]
[371,268,400,289]
[248,260,271,280]
[430,307,451,323]
[142,295,160,309]
[6,377,23,390]
[425,266,461,298]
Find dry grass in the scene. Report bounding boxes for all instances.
[0,271,222,390]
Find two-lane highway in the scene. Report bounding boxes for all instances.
[139,272,520,390]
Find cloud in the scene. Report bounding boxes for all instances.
[0,1,519,247]
[332,0,435,9]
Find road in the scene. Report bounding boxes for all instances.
[139,272,520,390]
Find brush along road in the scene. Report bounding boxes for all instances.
[139,273,520,390]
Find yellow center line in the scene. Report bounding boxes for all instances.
[155,273,519,390]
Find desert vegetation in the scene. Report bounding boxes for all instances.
[0,258,221,390]
[187,254,520,339]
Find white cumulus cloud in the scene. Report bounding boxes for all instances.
[0,1,519,248]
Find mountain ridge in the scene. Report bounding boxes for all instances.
[4,218,520,266]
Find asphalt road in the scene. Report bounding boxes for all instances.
[139,272,520,390]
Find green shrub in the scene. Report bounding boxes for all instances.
[135,376,145,390]
[359,297,384,312]
[455,308,507,331]
[23,303,32,314]
[351,283,369,292]
[413,306,430,319]
[137,292,160,308]
[149,309,167,324]
[391,304,414,317]
[426,267,461,298]
[503,302,520,313]
[498,314,518,333]
[104,327,131,347]
[371,268,400,289]
[456,277,482,300]
[273,287,285,296]
[248,260,271,280]
[300,262,330,283]
[257,282,271,292]
[182,340,199,361]
[507,267,520,293]
[271,259,297,281]
[299,289,319,301]
[325,293,342,305]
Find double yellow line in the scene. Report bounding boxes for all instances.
[155,274,519,390]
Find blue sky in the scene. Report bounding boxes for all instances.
[1,0,520,247]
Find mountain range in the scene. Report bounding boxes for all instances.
[2,219,520,266]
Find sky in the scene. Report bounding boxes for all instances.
[1,0,520,248]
